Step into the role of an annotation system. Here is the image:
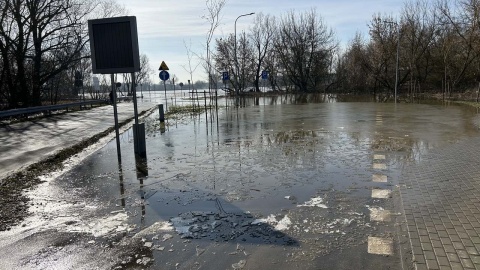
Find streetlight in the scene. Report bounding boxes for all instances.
[384,20,400,104]
[234,12,255,96]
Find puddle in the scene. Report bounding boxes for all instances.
[5,101,480,269]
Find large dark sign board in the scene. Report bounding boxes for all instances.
[88,16,140,74]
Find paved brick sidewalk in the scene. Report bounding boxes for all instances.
[400,136,480,270]
[0,100,158,181]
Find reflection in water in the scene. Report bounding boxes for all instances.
[135,155,149,179]
[166,102,480,200]
[48,98,480,268]
[71,99,480,242]
[117,160,126,208]
[134,155,149,225]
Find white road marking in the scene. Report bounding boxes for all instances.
[373,154,386,160]
[368,237,393,255]
[373,163,387,170]
[371,189,392,199]
[369,208,391,222]
[372,174,388,182]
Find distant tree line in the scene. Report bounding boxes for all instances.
[3,0,480,110]
[338,0,480,101]
[215,0,480,101]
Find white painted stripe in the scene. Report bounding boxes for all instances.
[368,236,393,255]
[372,174,388,182]
[372,189,391,199]
[373,154,386,160]
[369,208,391,222]
[373,163,387,170]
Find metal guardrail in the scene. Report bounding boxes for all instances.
[0,99,108,119]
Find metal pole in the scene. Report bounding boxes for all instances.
[173,78,176,106]
[188,79,194,110]
[163,80,168,111]
[234,12,255,99]
[385,20,400,104]
[111,74,121,164]
[132,73,139,125]
[394,26,400,105]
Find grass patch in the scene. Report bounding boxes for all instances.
[452,101,480,108]
[165,105,209,116]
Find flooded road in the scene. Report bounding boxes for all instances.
[1,100,479,269]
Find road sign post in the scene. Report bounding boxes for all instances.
[261,70,269,94]
[159,70,170,111]
[222,71,229,107]
[88,16,142,161]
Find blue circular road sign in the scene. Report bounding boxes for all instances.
[261,70,268,80]
[159,70,170,81]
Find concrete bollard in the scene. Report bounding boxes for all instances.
[159,104,165,123]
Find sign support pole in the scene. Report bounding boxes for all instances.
[163,80,167,111]
[111,74,122,164]
[224,80,227,108]
[159,68,170,112]
[132,72,139,125]
[131,72,146,158]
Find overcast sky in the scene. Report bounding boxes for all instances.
[115,0,406,84]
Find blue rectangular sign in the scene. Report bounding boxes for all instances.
[222,71,229,81]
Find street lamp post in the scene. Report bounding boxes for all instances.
[385,20,400,104]
[394,27,400,104]
[234,12,255,97]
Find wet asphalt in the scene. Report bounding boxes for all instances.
[0,99,158,181]
[1,94,480,270]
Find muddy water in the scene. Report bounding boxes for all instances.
[18,101,480,269]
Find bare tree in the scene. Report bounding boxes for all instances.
[250,13,276,92]
[367,15,402,97]
[336,32,371,95]
[182,39,201,88]
[275,9,337,93]
[0,0,32,108]
[0,0,130,109]
[94,0,127,18]
[202,0,226,95]
[439,0,480,95]
[135,54,153,86]
[26,0,98,106]
[401,0,438,100]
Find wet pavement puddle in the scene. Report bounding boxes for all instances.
[372,163,387,170]
[368,207,392,222]
[372,174,388,182]
[3,101,480,269]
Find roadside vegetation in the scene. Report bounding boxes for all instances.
[214,0,480,102]
[3,0,480,110]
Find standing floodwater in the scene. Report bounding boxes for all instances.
[2,101,479,269]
